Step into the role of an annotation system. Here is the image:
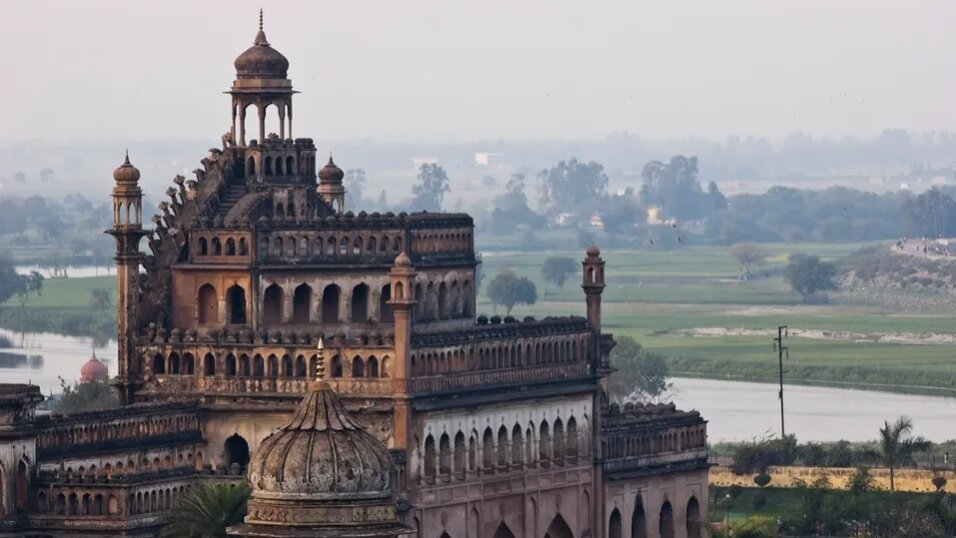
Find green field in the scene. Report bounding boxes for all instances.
[479,243,956,396]
[0,276,115,341]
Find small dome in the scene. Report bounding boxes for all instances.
[394,252,412,267]
[248,384,393,500]
[233,13,289,79]
[113,153,141,184]
[318,156,344,183]
[80,353,108,383]
[586,244,601,257]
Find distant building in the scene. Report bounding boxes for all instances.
[474,152,505,167]
[78,353,108,383]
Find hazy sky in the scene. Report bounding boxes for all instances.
[3,1,956,143]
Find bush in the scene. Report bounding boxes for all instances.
[753,473,772,488]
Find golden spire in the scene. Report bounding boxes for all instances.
[314,337,325,382]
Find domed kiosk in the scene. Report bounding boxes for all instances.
[229,340,411,537]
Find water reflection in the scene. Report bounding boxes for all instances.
[0,328,116,394]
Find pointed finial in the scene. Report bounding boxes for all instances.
[315,337,326,381]
[259,8,264,31]
[124,149,130,165]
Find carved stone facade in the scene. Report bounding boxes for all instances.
[0,13,709,538]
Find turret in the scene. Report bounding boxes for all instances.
[388,252,417,460]
[318,155,346,212]
[582,244,606,333]
[107,153,148,405]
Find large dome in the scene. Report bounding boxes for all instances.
[247,386,393,500]
[234,14,289,79]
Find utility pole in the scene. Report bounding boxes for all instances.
[772,326,789,438]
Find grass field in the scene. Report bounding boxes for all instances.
[0,276,115,341]
[479,243,956,395]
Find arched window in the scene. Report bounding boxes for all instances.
[212,237,222,256]
[225,354,237,377]
[198,237,208,255]
[295,355,307,377]
[353,237,363,255]
[198,284,218,324]
[497,426,508,467]
[553,419,565,461]
[539,421,551,461]
[15,460,28,512]
[438,282,448,319]
[267,355,279,378]
[183,353,195,375]
[227,285,247,324]
[632,495,647,538]
[379,284,393,322]
[454,432,465,478]
[299,237,309,256]
[609,509,623,538]
[281,355,293,377]
[351,283,369,322]
[225,238,236,255]
[322,285,340,323]
[339,237,349,255]
[424,436,436,481]
[367,356,379,377]
[239,237,248,255]
[567,417,578,459]
[273,236,283,256]
[239,354,250,376]
[275,156,283,175]
[286,236,296,257]
[482,427,494,469]
[381,356,391,378]
[367,236,377,253]
[286,156,295,175]
[253,355,264,377]
[265,156,273,175]
[330,355,343,378]
[439,434,451,477]
[224,434,250,469]
[247,156,256,176]
[511,425,523,465]
[686,497,702,538]
[263,284,283,325]
[169,353,181,375]
[351,356,365,378]
[326,236,336,256]
[152,354,165,374]
[660,501,674,538]
[292,284,312,323]
[544,514,574,538]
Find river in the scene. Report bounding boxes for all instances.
[670,376,956,442]
[0,328,952,442]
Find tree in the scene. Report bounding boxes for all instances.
[15,271,44,308]
[158,481,250,538]
[0,254,23,314]
[783,253,837,302]
[902,188,956,239]
[89,289,112,314]
[411,163,450,212]
[485,269,537,315]
[639,156,716,222]
[847,466,876,494]
[344,168,367,209]
[540,257,578,289]
[489,174,545,233]
[608,336,670,402]
[39,168,55,182]
[55,376,117,414]
[537,158,609,216]
[729,242,767,278]
[876,415,929,492]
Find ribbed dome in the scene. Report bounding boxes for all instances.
[234,13,289,79]
[318,156,345,184]
[394,252,412,267]
[113,153,141,184]
[80,353,108,383]
[586,244,601,257]
[248,384,393,500]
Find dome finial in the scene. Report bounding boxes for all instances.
[124,148,130,165]
[258,8,263,31]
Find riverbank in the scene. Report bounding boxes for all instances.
[0,276,115,343]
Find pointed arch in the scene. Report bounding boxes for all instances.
[544,514,574,538]
[380,283,393,322]
[292,283,312,323]
[351,283,369,322]
[659,501,674,538]
[227,284,247,324]
[322,284,340,323]
[609,508,622,538]
[686,496,702,538]
[197,284,218,324]
[262,283,283,325]
[492,522,516,538]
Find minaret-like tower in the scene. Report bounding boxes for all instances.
[388,252,417,459]
[318,156,346,213]
[582,244,605,333]
[108,153,148,405]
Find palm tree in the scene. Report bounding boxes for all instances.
[877,415,930,492]
[159,482,250,538]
